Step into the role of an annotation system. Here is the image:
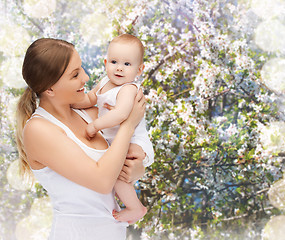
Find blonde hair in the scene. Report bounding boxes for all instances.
[109,34,144,63]
[16,38,74,176]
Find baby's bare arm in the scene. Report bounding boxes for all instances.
[93,85,138,130]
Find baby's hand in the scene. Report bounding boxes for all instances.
[86,122,99,138]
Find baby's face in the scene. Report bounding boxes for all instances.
[104,42,144,86]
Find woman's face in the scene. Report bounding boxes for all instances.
[50,50,89,104]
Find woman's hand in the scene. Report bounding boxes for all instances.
[118,143,145,183]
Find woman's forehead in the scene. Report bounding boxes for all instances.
[66,50,81,72]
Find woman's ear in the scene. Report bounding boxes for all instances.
[45,88,55,96]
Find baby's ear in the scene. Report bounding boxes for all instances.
[137,64,145,76]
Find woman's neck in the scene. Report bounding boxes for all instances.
[39,99,74,122]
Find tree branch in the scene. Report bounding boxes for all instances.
[220,206,274,222]
[15,0,44,33]
[146,41,191,82]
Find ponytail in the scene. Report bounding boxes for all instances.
[16,87,37,176]
[15,37,74,177]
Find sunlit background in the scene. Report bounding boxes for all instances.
[1,0,285,239]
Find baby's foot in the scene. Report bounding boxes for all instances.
[112,206,147,224]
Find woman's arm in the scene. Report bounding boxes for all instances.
[23,90,145,194]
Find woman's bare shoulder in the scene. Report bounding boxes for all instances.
[23,116,68,166]
[23,116,65,137]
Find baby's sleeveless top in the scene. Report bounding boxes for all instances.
[96,77,154,167]
[30,107,127,240]
[96,76,141,141]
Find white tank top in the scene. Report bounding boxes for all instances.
[29,107,127,240]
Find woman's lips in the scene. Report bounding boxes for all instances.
[77,87,85,92]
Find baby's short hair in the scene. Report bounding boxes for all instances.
[110,34,144,63]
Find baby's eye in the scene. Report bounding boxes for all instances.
[125,62,131,66]
[111,60,117,64]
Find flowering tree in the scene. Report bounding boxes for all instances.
[0,0,285,239]
[131,1,284,239]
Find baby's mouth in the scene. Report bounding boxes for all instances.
[115,74,123,78]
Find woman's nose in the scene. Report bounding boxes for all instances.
[83,70,89,83]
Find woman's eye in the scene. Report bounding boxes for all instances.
[125,62,131,66]
[73,73,79,78]
[111,60,117,64]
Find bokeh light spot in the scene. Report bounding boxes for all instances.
[6,160,32,191]
[23,0,56,19]
[30,197,53,226]
[262,215,285,240]
[0,21,31,57]
[15,197,52,240]
[80,12,113,46]
[7,96,20,126]
[261,58,285,93]
[250,0,285,19]
[0,57,27,89]
[268,178,285,209]
[254,19,285,53]
[259,122,285,152]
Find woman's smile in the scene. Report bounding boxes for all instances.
[77,87,85,92]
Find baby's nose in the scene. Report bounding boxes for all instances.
[116,65,123,71]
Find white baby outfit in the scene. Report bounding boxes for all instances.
[96,76,154,166]
[30,107,128,240]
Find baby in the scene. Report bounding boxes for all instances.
[73,34,154,224]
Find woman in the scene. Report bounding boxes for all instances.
[16,38,146,240]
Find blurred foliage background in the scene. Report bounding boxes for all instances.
[1,0,285,239]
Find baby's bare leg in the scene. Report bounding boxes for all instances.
[113,179,147,224]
